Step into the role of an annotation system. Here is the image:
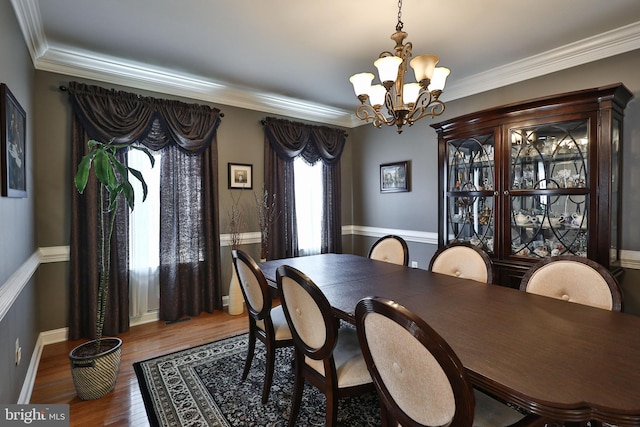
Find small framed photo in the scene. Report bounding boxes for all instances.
[1,83,27,198]
[228,163,253,189]
[380,161,409,193]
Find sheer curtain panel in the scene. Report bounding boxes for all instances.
[68,82,223,339]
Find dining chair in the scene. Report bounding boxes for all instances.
[429,242,494,283]
[355,296,543,427]
[519,255,623,312]
[276,265,374,427]
[231,249,294,404]
[368,234,409,266]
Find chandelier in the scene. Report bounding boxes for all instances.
[349,0,450,134]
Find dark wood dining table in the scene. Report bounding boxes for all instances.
[259,253,640,426]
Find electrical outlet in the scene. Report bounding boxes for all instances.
[411,261,418,268]
[15,338,21,366]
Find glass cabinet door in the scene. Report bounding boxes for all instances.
[445,134,495,253]
[509,120,589,259]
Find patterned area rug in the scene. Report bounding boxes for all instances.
[134,333,381,426]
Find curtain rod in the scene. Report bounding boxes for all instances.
[58,85,224,117]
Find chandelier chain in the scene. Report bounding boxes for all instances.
[396,0,404,31]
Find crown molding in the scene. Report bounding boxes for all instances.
[444,21,640,102]
[35,46,356,128]
[10,0,640,128]
[9,0,47,61]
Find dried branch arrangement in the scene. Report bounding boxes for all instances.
[228,189,245,250]
[254,188,280,260]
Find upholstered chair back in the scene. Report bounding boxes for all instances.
[429,243,493,283]
[277,265,337,362]
[368,235,409,266]
[520,256,623,311]
[365,311,458,425]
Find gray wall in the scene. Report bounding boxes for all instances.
[1,1,640,404]
[349,49,640,313]
[0,1,38,403]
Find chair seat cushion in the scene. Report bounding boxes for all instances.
[306,327,371,388]
[256,305,293,341]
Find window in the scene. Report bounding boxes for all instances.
[128,147,162,317]
[294,157,323,256]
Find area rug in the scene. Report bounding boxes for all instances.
[134,333,381,426]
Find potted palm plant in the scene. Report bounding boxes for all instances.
[69,138,154,400]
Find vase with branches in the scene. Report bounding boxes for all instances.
[254,188,280,261]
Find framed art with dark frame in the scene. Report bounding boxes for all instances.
[228,163,253,189]
[1,83,27,198]
[380,161,409,193]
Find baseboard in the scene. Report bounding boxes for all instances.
[20,328,67,403]
[130,311,159,327]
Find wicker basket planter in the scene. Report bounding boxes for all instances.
[69,337,122,400]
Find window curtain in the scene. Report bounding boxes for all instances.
[68,82,223,339]
[262,117,346,259]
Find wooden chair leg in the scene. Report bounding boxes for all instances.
[379,403,395,427]
[325,388,338,427]
[288,354,304,427]
[261,341,275,404]
[241,326,256,381]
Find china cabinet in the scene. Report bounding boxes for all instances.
[432,84,632,288]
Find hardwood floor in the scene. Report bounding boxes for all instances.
[30,309,249,426]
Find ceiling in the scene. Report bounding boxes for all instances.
[10,0,640,127]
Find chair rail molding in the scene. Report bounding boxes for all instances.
[0,252,40,323]
[342,225,439,245]
[621,250,640,270]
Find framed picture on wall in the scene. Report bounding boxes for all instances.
[228,163,253,189]
[1,83,27,198]
[380,161,409,193]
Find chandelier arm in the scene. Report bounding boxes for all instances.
[426,100,446,118]
[384,90,396,118]
[355,104,394,128]
[407,92,446,123]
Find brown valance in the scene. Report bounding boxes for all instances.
[67,82,221,154]
[262,116,346,165]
